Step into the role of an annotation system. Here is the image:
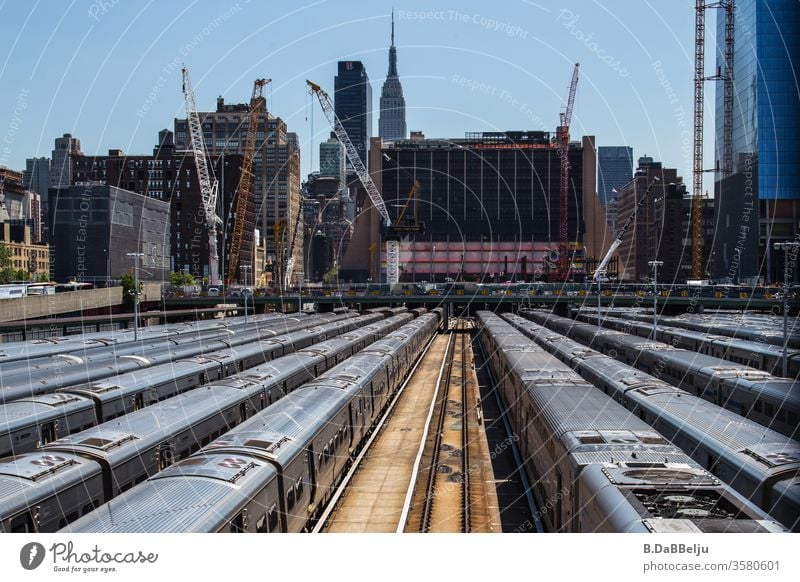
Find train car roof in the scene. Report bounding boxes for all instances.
[63,454,277,533]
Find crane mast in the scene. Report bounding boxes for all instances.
[593,176,660,282]
[227,78,269,284]
[556,63,580,279]
[306,80,399,285]
[182,66,222,285]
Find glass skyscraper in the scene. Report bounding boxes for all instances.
[597,146,633,232]
[334,61,372,169]
[712,0,800,283]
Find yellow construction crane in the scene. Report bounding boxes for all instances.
[272,219,286,292]
[227,78,270,284]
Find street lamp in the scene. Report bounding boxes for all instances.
[648,260,663,340]
[431,245,436,283]
[241,264,251,325]
[126,252,144,341]
[773,242,799,377]
[596,268,606,330]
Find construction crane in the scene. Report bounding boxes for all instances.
[0,175,9,222]
[555,63,580,280]
[182,66,222,285]
[593,176,661,282]
[306,80,400,285]
[692,0,735,281]
[227,77,269,284]
[272,220,286,292]
[283,207,302,289]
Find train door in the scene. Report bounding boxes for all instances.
[555,469,563,531]
[157,444,175,470]
[133,393,144,411]
[240,402,249,422]
[307,447,317,506]
[347,403,355,448]
[38,422,56,446]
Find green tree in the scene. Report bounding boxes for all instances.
[120,270,141,309]
[170,271,196,287]
[0,242,13,284]
[322,266,339,285]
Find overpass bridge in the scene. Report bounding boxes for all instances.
[164,291,798,318]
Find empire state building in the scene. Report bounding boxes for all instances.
[378,11,407,141]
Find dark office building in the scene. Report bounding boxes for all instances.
[597,146,633,232]
[712,0,800,284]
[616,157,682,282]
[370,131,593,282]
[335,61,372,168]
[49,184,170,284]
[70,130,245,281]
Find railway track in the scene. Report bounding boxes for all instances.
[409,319,477,532]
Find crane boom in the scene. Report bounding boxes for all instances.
[306,81,391,227]
[557,63,580,278]
[593,176,660,282]
[182,66,222,285]
[227,78,269,284]
[307,80,400,285]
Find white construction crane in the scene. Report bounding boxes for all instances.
[593,176,660,282]
[306,80,399,285]
[182,66,222,285]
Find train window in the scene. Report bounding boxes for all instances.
[764,402,774,417]
[788,412,798,428]
[229,512,245,533]
[82,503,94,515]
[256,514,268,533]
[10,512,34,533]
[296,478,304,499]
[66,511,78,523]
[318,452,323,466]
[287,487,296,511]
[268,505,279,532]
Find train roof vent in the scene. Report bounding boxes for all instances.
[743,445,800,468]
[634,490,738,521]
[243,439,274,449]
[78,434,139,450]
[53,354,84,365]
[85,383,121,395]
[118,355,152,367]
[578,435,604,444]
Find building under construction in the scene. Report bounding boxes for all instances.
[174,94,303,287]
[339,131,611,283]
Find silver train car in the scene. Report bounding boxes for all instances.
[476,311,786,533]
[577,311,800,379]
[502,312,800,531]
[0,313,387,458]
[522,310,800,439]
[0,313,290,366]
[0,313,353,404]
[614,311,800,349]
[60,310,442,533]
[0,313,289,375]
[0,313,418,533]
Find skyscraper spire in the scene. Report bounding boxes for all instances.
[388,9,398,77]
[379,9,406,140]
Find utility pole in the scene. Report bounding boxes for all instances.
[241,264,251,325]
[773,242,799,377]
[648,260,663,340]
[127,252,144,341]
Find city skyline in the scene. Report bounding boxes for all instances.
[0,1,731,191]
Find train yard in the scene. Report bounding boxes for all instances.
[0,306,796,533]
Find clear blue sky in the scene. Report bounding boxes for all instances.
[0,0,718,191]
